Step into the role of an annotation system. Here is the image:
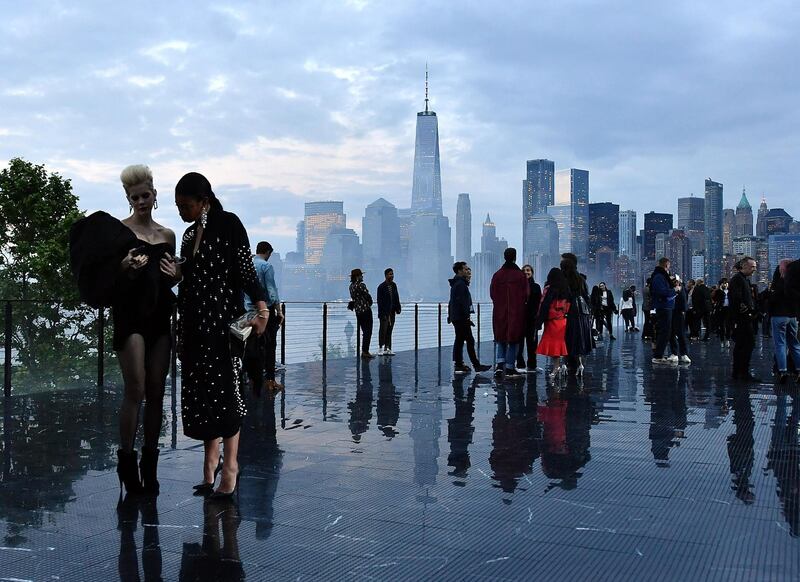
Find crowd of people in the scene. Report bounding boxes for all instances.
[69,162,800,505]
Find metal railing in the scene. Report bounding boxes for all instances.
[2,299,493,396]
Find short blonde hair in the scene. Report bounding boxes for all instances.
[120,164,154,192]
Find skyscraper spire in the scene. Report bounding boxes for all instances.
[424,64,429,113]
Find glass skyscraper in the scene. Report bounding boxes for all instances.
[552,168,589,262]
[643,212,673,261]
[456,193,472,262]
[677,196,704,231]
[618,210,637,259]
[411,80,442,216]
[704,178,724,284]
[588,202,619,261]
[304,201,346,265]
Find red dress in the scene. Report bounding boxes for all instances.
[537,298,571,357]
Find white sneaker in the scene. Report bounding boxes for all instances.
[667,355,679,363]
[679,355,692,364]
[652,357,670,364]
[385,349,395,356]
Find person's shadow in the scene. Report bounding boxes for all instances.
[117,497,163,581]
[179,499,244,581]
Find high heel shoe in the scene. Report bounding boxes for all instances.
[117,449,144,496]
[209,470,241,501]
[577,365,585,377]
[139,446,160,496]
[193,455,223,494]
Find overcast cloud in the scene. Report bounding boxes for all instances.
[1,0,798,254]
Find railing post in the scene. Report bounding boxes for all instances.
[280,302,286,365]
[171,305,177,395]
[322,302,328,363]
[4,301,11,398]
[414,303,419,352]
[97,308,105,389]
[477,303,481,345]
[438,303,442,349]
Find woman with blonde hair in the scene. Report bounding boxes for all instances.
[114,164,177,496]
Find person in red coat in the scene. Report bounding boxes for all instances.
[490,248,529,378]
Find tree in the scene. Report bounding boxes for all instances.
[0,158,98,391]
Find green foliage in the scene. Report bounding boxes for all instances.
[0,158,98,391]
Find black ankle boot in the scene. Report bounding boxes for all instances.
[140,447,160,496]
[117,449,143,495]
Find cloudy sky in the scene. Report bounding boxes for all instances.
[1,0,798,255]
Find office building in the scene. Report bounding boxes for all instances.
[678,196,705,231]
[765,208,793,236]
[522,159,555,260]
[456,193,472,262]
[723,209,735,255]
[553,168,589,262]
[768,234,800,276]
[362,198,401,289]
[643,212,673,261]
[664,230,691,282]
[524,213,560,284]
[704,178,724,285]
[410,72,442,216]
[735,188,753,237]
[481,214,508,256]
[588,202,619,263]
[304,201,346,265]
[756,196,769,237]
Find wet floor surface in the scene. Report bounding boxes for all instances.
[1,333,799,581]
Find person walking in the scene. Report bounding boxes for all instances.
[560,253,593,376]
[448,262,492,374]
[536,268,571,380]
[689,279,712,340]
[172,172,268,499]
[769,259,800,384]
[620,287,636,332]
[244,241,284,393]
[515,264,543,373]
[729,257,758,381]
[490,248,529,378]
[591,282,618,340]
[670,275,691,364]
[650,257,677,364]
[349,269,374,359]
[376,268,401,356]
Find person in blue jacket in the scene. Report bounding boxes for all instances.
[650,257,677,363]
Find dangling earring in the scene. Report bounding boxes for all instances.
[153,199,159,210]
[129,204,133,213]
[200,208,208,229]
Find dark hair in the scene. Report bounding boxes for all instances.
[175,172,223,212]
[522,263,535,281]
[453,261,467,274]
[256,241,273,254]
[559,255,584,295]
[384,268,393,276]
[736,256,755,270]
[658,257,670,267]
[504,247,517,262]
[545,267,569,298]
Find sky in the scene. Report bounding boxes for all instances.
[1,0,799,256]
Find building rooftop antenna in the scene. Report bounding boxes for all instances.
[424,63,429,113]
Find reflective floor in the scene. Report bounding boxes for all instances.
[1,332,798,581]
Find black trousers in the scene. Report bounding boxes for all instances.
[689,310,709,338]
[732,315,755,376]
[654,308,673,358]
[452,320,479,366]
[264,306,280,381]
[622,308,636,330]
[379,313,396,349]
[595,309,614,335]
[244,332,266,389]
[716,307,732,340]
[516,327,538,368]
[357,310,373,354]
[670,311,688,357]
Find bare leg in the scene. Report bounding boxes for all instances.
[143,334,171,449]
[203,438,222,484]
[117,334,146,451]
[216,431,240,494]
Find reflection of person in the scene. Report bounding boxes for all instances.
[539,387,592,490]
[349,268,374,359]
[348,359,374,442]
[173,172,268,498]
[647,383,687,465]
[767,394,800,536]
[180,500,244,581]
[377,268,401,356]
[727,387,755,504]
[117,497,163,581]
[489,384,540,493]
[447,374,476,478]
[377,359,400,438]
[115,164,177,496]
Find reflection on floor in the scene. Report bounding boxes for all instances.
[1,334,799,580]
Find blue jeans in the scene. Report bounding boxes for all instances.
[771,316,800,372]
[495,342,519,370]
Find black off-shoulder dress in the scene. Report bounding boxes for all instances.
[178,210,265,441]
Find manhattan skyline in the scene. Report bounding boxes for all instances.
[1,1,799,259]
